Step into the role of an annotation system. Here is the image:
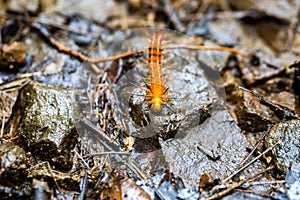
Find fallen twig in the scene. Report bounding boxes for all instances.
[205,165,274,200]
[222,141,279,183]
[78,171,88,200]
[238,86,299,120]
[82,151,130,159]
[239,130,269,167]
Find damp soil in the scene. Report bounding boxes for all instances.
[0,0,300,199]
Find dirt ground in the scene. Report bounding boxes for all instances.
[0,0,300,199]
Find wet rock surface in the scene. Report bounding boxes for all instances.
[161,109,258,188]
[265,119,300,173]
[0,142,27,186]
[285,163,300,200]
[103,28,220,134]
[96,28,227,173]
[0,0,300,199]
[85,28,265,189]
[9,81,78,171]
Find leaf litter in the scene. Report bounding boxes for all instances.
[0,0,300,199]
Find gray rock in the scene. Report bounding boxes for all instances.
[13,81,78,171]
[265,119,300,173]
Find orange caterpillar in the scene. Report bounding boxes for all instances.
[144,33,169,111]
[34,23,248,111]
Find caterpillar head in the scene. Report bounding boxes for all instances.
[151,97,163,111]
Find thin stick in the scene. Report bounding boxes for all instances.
[74,149,90,169]
[222,141,279,183]
[79,118,121,152]
[79,118,149,181]
[248,180,285,186]
[87,49,145,63]
[32,22,145,66]
[238,86,299,119]
[0,110,5,139]
[128,158,148,180]
[46,162,62,193]
[78,171,88,200]
[238,86,264,99]
[0,77,30,91]
[206,165,274,200]
[82,151,130,158]
[34,22,247,63]
[165,44,248,56]
[239,131,269,167]
[197,144,220,161]
[234,188,272,198]
[89,63,101,74]
[47,36,89,61]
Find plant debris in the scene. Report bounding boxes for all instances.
[0,0,299,199]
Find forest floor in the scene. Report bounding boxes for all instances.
[0,0,299,199]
